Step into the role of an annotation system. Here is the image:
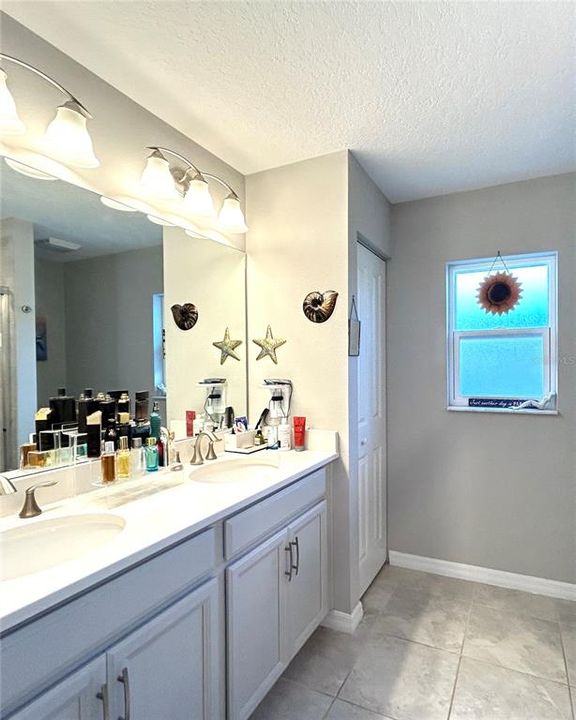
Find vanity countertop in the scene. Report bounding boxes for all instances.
[0,444,338,633]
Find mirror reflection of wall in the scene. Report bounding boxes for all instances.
[0,165,247,474]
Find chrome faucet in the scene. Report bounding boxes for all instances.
[19,480,58,519]
[190,431,218,466]
[0,475,17,495]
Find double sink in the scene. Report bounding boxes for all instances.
[0,454,281,582]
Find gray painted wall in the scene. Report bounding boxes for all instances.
[35,257,67,406]
[63,245,163,401]
[388,173,576,583]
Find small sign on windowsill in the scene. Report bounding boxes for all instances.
[468,398,527,409]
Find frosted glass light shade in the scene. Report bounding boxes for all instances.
[141,152,178,198]
[183,175,216,217]
[44,102,99,168]
[0,70,25,135]
[219,195,248,233]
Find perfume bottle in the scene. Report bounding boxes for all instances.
[145,437,159,472]
[116,436,131,480]
[131,437,145,477]
[100,441,116,484]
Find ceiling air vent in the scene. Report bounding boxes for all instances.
[35,237,81,253]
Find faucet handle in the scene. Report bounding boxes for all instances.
[19,480,59,519]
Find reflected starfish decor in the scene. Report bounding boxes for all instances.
[252,325,286,364]
[212,327,242,364]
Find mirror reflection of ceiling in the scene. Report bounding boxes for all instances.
[1,167,161,262]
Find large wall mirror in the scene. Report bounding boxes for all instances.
[0,162,247,474]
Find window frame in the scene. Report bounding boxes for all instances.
[446,251,558,414]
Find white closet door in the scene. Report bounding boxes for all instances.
[357,243,387,596]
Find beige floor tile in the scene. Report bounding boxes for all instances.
[326,699,392,719]
[391,568,477,600]
[364,585,469,652]
[339,633,459,720]
[450,657,572,720]
[473,583,560,621]
[282,626,365,696]
[249,678,332,720]
[556,599,576,623]
[560,620,576,687]
[361,581,396,617]
[463,604,567,683]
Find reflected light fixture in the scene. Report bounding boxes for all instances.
[4,157,57,180]
[142,146,248,233]
[0,53,99,168]
[100,196,138,212]
[0,68,25,134]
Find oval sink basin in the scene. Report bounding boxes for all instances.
[0,513,125,581]
[190,456,280,484]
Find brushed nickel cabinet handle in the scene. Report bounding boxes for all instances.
[96,684,110,720]
[117,667,131,720]
[284,544,293,581]
[291,536,300,576]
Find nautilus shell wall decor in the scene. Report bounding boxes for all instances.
[476,273,522,315]
[170,303,199,330]
[302,290,339,323]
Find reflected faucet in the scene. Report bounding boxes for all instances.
[190,431,218,466]
[0,475,17,495]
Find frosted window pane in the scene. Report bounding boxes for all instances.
[455,264,549,330]
[459,335,545,399]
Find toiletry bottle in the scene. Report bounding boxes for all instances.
[278,421,292,451]
[101,441,116,484]
[150,402,161,439]
[131,437,145,477]
[78,389,98,433]
[103,416,118,449]
[293,416,306,451]
[117,436,131,480]
[86,410,102,458]
[118,392,130,415]
[49,387,77,428]
[145,437,159,472]
[135,391,150,423]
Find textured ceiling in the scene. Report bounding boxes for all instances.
[3,1,575,202]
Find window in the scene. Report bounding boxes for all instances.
[447,252,557,412]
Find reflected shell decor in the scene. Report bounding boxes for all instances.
[170,303,199,330]
[302,290,339,323]
[476,272,522,315]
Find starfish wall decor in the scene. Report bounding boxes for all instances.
[252,325,286,364]
[213,327,242,364]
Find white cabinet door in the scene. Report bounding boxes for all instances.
[226,528,288,720]
[285,501,328,656]
[107,578,222,720]
[11,657,106,720]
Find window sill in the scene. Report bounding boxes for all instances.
[447,406,559,416]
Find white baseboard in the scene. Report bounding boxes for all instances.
[321,602,364,634]
[389,551,576,602]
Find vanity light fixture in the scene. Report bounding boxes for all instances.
[4,158,56,180]
[141,146,248,233]
[0,53,100,169]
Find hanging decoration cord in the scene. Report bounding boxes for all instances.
[488,250,511,275]
[349,295,359,322]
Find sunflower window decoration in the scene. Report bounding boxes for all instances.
[476,251,523,315]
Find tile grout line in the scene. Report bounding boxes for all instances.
[446,589,475,719]
[558,622,576,720]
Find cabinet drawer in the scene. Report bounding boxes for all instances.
[1,526,217,717]
[224,468,326,560]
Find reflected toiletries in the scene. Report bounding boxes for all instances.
[131,437,145,477]
[145,437,159,472]
[78,389,98,432]
[86,410,102,458]
[117,436,131,479]
[100,441,116,483]
[49,388,76,427]
[135,391,149,423]
[278,422,291,451]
